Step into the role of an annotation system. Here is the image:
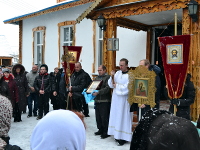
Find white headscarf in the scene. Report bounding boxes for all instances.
[30,110,86,150]
[0,95,13,149]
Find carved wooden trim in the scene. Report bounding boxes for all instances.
[92,20,96,74]
[19,21,23,64]
[116,18,149,31]
[88,0,190,20]
[32,26,46,65]
[57,20,76,26]
[182,7,200,121]
[5,0,95,24]
[57,0,95,3]
[58,20,76,67]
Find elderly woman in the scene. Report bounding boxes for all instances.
[30,110,86,150]
[12,64,29,119]
[0,94,22,150]
[0,68,19,122]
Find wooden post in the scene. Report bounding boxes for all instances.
[103,19,117,74]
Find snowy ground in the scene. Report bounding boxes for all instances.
[8,101,170,150]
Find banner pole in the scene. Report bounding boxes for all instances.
[174,12,177,36]
[174,13,177,116]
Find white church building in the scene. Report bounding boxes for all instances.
[3,0,146,74]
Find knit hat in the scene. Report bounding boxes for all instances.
[40,64,48,72]
[2,68,10,73]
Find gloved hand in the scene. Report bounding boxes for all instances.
[171,99,179,105]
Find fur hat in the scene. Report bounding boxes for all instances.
[2,68,10,73]
[40,64,48,72]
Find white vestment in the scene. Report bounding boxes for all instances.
[107,70,133,141]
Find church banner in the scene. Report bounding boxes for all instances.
[62,46,82,79]
[158,35,190,99]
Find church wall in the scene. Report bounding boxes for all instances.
[21,3,93,73]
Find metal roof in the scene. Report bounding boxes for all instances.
[3,0,81,25]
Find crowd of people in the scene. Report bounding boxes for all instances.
[0,58,200,150]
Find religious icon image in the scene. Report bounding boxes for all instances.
[167,44,183,64]
[68,51,77,63]
[86,80,102,93]
[134,78,148,98]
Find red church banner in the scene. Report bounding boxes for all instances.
[158,35,191,99]
[62,46,82,81]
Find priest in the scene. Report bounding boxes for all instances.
[107,58,133,146]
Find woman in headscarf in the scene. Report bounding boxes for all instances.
[30,110,86,150]
[0,68,19,122]
[130,109,200,150]
[12,64,29,120]
[0,94,22,150]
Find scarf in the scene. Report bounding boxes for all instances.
[0,95,13,149]
[30,110,86,150]
[3,74,12,81]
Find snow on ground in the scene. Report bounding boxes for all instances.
[8,102,130,150]
[8,101,170,150]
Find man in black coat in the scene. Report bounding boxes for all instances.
[49,67,61,110]
[34,64,56,120]
[164,73,195,120]
[92,65,111,139]
[68,62,86,112]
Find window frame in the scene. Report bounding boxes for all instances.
[32,26,46,66]
[58,21,76,68]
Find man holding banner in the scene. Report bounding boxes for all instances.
[68,62,86,112]
[164,74,195,120]
[158,34,194,120]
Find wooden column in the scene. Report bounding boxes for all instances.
[182,8,200,121]
[19,21,23,64]
[103,19,117,74]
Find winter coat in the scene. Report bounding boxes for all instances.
[94,74,111,102]
[34,73,54,95]
[26,70,38,93]
[12,64,29,112]
[130,109,200,150]
[0,75,19,108]
[59,75,67,97]
[164,74,195,120]
[70,69,87,99]
[149,65,161,104]
[49,72,61,93]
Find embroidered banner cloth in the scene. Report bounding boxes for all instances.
[158,35,190,99]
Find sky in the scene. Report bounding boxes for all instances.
[0,0,57,55]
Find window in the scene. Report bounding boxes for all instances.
[32,26,45,65]
[58,21,76,67]
[35,31,43,65]
[62,26,73,46]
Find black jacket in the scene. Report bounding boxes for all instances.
[130,109,200,150]
[70,69,87,99]
[164,74,195,120]
[149,65,161,104]
[50,72,61,93]
[34,73,55,94]
[94,74,111,102]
